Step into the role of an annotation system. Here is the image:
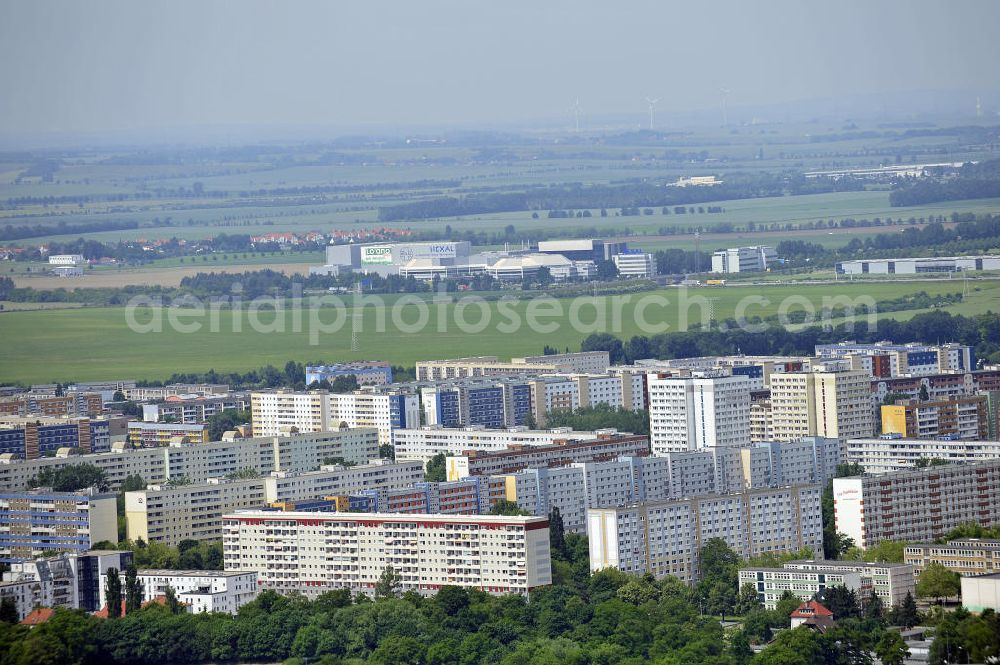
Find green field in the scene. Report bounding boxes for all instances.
[2,280,996,384]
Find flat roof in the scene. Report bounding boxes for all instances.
[133,569,256,577]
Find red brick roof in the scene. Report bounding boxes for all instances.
[20,607,54,626]
[791,600,833,618]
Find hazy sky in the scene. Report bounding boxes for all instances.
[1,0,999,135]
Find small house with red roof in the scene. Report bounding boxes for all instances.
[790,600,834,631]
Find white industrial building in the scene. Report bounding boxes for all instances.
[837,255,1000,275]
[222,511,552,597]
[612,251,657,278]
[485,253,594,281]
[711,246,775,273]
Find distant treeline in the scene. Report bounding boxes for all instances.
[778,213,1000,267]
[377,174,864,222]
[0,219,138,241]
[579,309,1000,366]
[891,158,1000,206]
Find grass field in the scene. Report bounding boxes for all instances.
[2,280,995,384]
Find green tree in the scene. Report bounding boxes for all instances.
[374,566,402,599]
[892,591,919,628]
[817,585,860,619]
[30,463,108,492]
[205,408,251,441]
[700,538,739,587]
[164,585,183,614]
[916,562,960,603]
[489,500,531,516]
[0,596,18,623]
[105,568,123,618]
[875,631,909,665]
[736,582,762,615]
[548,507,566,555]
[124,564,143,613]
[424,453,447,483]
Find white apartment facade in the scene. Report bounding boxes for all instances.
[587,484,825,583]
[833,459,1000,549]
[251,391,328,436]
[394,426,603,466]
[0,428,380,492]
[845,435,1000,475]
[126,460,425,545]
[647,373,751,454]
[99,569,258,615]
[223,511,552,597]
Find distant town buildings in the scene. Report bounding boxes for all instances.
[306,362,394,386]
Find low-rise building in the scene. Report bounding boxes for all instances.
[778,559,915,607]
[442,431,648,478]
[904,539,1000,577]
[0,417,111,458]
[612,250,657,278]
[99,569,258,615]
[0,392,104,419]
[141,393,250,425]
[711,246,775,273]
[739,567,867,610]
[0,428,380,491]
[306,362,394,386]
[395,425,609,466]
[223,511,552,597]
[961,573,1000,613]
[127,421,209,447]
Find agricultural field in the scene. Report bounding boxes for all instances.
[1,279,995,384]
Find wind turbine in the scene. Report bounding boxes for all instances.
[720,87,731,127]
[645,97,660,130]
[573,98,582,133]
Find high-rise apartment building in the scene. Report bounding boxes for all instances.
[770,368,873,442]
[647,373,751,454]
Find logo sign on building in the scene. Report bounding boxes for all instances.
[361,245,393,265]
[425,244,457,258]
